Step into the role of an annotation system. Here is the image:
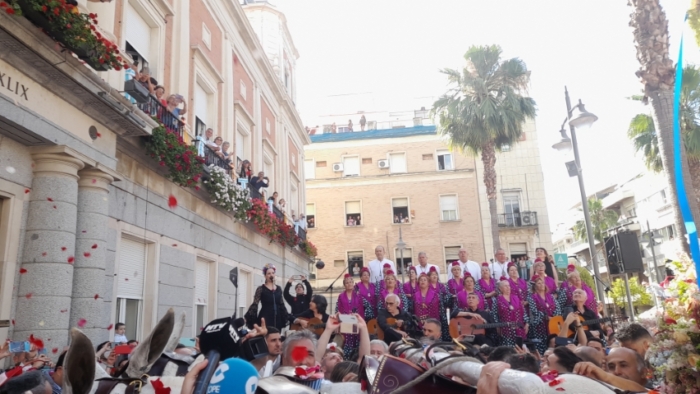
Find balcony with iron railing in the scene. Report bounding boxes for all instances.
[497,211,538,228]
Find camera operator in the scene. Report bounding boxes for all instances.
[250,172,270,191]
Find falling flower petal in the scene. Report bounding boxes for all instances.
[11,319,15,325]
[47,198,53,202]
[124,278,129,281]
[52,348,58,354]
[172,244,177,247]
[82,230,87,233]
[106,324,113,330]
[94,294,99,300]
[5,166,15,174]
[41,252,47,256]
[291,346,308,363]
[60,309,67,313]
[67,256,74,264]
[555,389,565,392]
[61,247,67,251]
[91,244,98,249]
[151,379,171,394]
[84,252,91,258]
[77,318,87,328]
[24,189,30,194]
[168,195,177,209]
[29,335,44,349]
[52,205,56,209]
[19,268,27,274]
[25,293,32,299]
[92,179,96,184]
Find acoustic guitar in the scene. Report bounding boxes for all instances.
[548,315,612,337]
[448,317,522,338]
[290,317,326,336]
[366,318,397,340]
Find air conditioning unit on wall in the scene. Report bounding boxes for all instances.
[377,159,389,169]
[332,163,344,172]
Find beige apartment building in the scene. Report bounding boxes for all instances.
[304,125,487,288]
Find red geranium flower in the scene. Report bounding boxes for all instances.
[5,8,14,14]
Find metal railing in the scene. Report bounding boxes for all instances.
[139,95,185,138]
[248,184,263,200]
[497,211,538,228]
[296,226,307,241]
[201,145,231,175]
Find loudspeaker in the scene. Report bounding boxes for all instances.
[604,232,644,274]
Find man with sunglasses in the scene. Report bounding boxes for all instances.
[377,293,414,345]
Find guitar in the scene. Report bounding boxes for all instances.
[366,318,398,340]
[449,317,523,338]
[290,317,326,336]
[548,315,613,337]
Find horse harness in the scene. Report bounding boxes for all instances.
[95,354,190,394]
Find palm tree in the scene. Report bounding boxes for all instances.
[572,198,619,267]
[627,65,700,203]
[432,45,536,250]
[628,0,697,254]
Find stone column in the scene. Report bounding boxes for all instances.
[14,153,84,347]
[70,168,114,345]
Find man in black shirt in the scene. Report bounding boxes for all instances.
[450,293,497,346]
[250,171,270,191]
[560,288,603,345]
[284,276,312,316]
[377,293,414,345]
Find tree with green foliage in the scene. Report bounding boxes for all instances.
[432,45,536,250]
[610,276,653,309]
[572,198,619,244]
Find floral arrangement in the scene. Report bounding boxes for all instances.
[646,253,700,394]
[145,124,203,189]
[3,0,128,70]
[277,220,300,248]
[247,198,280,241]
[300,240,317,258]
[202,165,251,221]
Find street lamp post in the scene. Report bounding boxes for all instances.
[396,226,407,284]
[641,220,663,309]
[552,87,607,303]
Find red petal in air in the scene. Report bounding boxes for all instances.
[82,230,87,233]
[83,252,91,257]
[67,256,74,264]
[41,252,47,256]
[106,324,113,330]
[47,197,53,202]
[172,244,177,247]
[60,309,67,313]
[24,189,30,194]
[61,247,67,251]
[291,346,308,363]
[151,379,171,394]
[168,195,178,209]
[92,179,96,184]
[53,205,56,209]
[25,293,32,299]
[77,318,87,328]
[96,132,102,138]
[94,294,99,300]
[29,334,44,349]
[11,319,15,325]
[52,348,58,354]
[19,268,27,274]
[91,244,98,249]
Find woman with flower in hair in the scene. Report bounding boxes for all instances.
[528,274,560,355]
[454,272,485,310]
[529,247,559,284]
[376,270,408,311]
[446,261,464,297]
[478,262,498,310]
[532,259,557,294]
[414,273,450,341]
[355,267,376,320]
[506,262,528,303]
[402,266,419,310]
[558,264,598,315]
[428,266,446,294]
[336,274,365,358]
[491,278,528,347]
[249,263,288,330]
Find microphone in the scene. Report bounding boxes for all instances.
[207,357,259,394]
[192,350,221,394]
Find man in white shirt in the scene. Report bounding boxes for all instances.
[492,248,510,280]
[448,248,481,281]
[367,246,395,283]
[414,252,439,276]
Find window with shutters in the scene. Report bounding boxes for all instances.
[195,82,211,129]
[444,246,461,273]
[345,201,362,226]
[116,237,146,341]
[389,152,407,173]
[306,203,316,228]
[124,3,154,76]
[392,197,410,224]
[304,159,315,180]
[236,123,250,163]
[195,259,209,335]
[439,194,459,221]
[238,270,250,319]
[342,156,360,177]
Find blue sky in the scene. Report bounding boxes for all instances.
[277,0,698,233]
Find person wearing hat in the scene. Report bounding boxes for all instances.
[528,274,560,355]
[248,264,288,330]
[284,275,313,316]
[492,278,528,347]
[478,262,498,310]
[402,266,419,310]
[532,259,558,294]
[336,274,367,358]
[454,272,485,311]
[506,262,528,303]
[446,262,464,297]
[376,270,409,311]
[355,267,376,320]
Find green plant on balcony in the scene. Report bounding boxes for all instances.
[300,240,317,258]
[203,165,251,221]
[3,0,129,71]
[145,124,203,189]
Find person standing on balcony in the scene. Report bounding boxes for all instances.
[154,86,166,106]
[250,172,270,192]
[296,214,307,230]
[348,119,353,132]
[166,94,188,122]
[134,66,155,95]
[239,160,253,182]
[196,128,216,157]
[360,115,366,131]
